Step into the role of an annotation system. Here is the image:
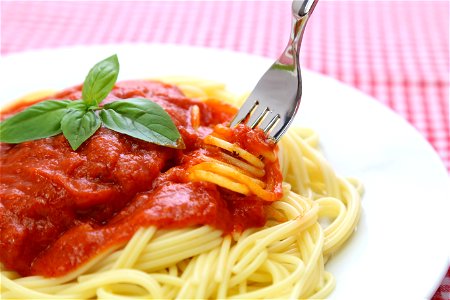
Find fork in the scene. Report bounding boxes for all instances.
[230,0,318,142]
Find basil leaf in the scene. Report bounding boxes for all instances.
[81,54,119,107]
[100,98,184,149]
[67,99,88,110]
[0,100,70,143]
[61,108,101,150]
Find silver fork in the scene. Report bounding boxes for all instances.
[230,0,318,142]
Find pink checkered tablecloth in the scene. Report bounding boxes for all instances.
[1,1,449,299]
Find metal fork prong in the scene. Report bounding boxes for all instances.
[246,106,270,128]
[268,120,288,142]
[230,100,259,127]
[258,112,280,133]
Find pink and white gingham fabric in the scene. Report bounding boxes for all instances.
[1,1,449,299]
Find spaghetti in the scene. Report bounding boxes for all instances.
[0,78,362,299]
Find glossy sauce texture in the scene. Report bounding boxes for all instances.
[0,81,282,277]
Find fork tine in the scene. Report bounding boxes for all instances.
[246,105,269,128]
[258,111,280,133]
[268,120,288,141]
[230,100,258,127]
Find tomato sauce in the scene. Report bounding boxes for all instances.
[0,80,282,277]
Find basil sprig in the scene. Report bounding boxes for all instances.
[0,55,184,150]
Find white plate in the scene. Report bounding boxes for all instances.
[1,44,449,299]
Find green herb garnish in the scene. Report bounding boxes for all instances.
[0,55,184,150]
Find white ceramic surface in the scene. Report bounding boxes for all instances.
[1,44,449,299]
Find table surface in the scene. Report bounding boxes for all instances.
[1,1,449,299]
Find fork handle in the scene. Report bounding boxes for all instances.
[277,0,318,68]
[291,0,318,56]
[292,0,318,18]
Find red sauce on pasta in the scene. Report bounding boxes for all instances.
[0,81,282,277]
